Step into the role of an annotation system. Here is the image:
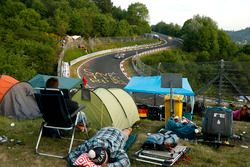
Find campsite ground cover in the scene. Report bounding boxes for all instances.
[0,116,250,167]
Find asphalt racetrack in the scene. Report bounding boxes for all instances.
[77,38,179,105]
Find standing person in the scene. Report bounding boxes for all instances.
[67,127,132,167]
[82,76,88,88]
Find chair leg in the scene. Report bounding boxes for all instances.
[35,122,67,159]
[68,126,76,154]
[35,122,44,154]
[84,122,89,138]
[75,112,89,138]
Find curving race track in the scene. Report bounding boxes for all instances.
[77,38,178,90]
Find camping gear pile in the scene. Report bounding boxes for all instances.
[125,75,195,121]
[133,129,190,166]
[124,75,195,165]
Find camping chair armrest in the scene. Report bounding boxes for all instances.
[70,105,85,118]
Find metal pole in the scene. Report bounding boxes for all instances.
[170,81,173,115]
[157,62,162,75]
[218,59,224,105]
[154,94,156,106]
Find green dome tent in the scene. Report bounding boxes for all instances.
[72,88,140,130]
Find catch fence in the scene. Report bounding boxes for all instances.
[134,58,250,105]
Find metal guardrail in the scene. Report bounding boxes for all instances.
[132,47,169,76]
[69,42,162,66]
[58,41,163,77]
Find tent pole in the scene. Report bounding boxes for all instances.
[154,94,156,106]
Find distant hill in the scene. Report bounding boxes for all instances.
[226,27,250,44]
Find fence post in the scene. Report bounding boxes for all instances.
[218,59,224,105]
[157,62,162,75]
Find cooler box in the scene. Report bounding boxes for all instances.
[202,107,233,138]
[165,94,183,122]
[137,104,149,118]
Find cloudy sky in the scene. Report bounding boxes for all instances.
[111,0,250,31]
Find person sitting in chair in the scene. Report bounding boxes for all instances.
[46,77,79,114]
[45,77,86,131]
[67,127,132,167]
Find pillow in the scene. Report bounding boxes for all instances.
[73,153,101,167]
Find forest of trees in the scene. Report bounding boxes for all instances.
[146,15,250,96]
[151,15,250,62]
[0,0,151,80]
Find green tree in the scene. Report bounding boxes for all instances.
[52,9,70,36]
[131,20,151,35]
[93,14,116,37]
[20,0,48,17]
[152,21,181,37]
[40,0,70,17]
[241,44,250,54]
[181,18,201,52]
[18,8,49,31]
[1,0,26,17]
[127,2,149,25]
[0,47,36,80]
[69,0,98,11]
[112,6,126,21]
[114,20,131,36]
[93,0,113,13]
[217,30,237,60]
[11,39,57,74]
[69,9,85,35]
[181,15,224,59]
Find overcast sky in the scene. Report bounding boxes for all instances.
[111,0,250,31]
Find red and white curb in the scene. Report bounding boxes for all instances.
[120,58,131,80]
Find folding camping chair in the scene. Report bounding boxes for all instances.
[34,88,88,158]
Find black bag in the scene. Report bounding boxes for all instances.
[148,106,165,121]
[202,107,233,138]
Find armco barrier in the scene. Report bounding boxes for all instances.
[59,41,164,77]
[131,47,169,76]
[69,41,162,66]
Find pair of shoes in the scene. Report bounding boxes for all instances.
[0,135,8,143]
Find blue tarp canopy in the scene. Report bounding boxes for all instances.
[28,74,82,90]
[124,76,195,96]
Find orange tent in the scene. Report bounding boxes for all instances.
[0,75,19,102]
